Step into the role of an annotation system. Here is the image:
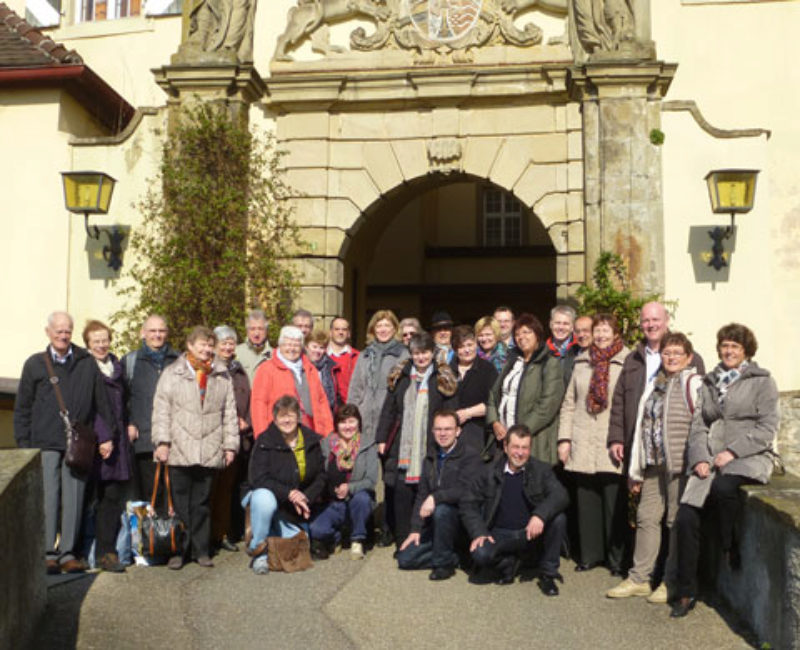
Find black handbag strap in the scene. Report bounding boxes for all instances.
[42,352,69,418]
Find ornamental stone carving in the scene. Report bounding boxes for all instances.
[427,138,462,173]
[570,0,654,61]
[272,0,569,61]
[174,0,257,64]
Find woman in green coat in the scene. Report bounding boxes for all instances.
[486,313,565,465]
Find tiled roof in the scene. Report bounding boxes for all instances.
[0,2,82,67]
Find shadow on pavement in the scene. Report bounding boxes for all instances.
[28,573,97,650]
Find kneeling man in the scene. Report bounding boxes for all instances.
[396,410,482,580]
[461,424,569,595]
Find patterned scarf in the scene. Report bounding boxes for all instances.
[586,338,624,414]
[714,361,748,407]
[142,341,168,370]
[641,370,668,466]
[398,364,432,484]
[187,352,212,404]
[478,342,508,374]
[546,336,577,358]
[330,432,361,473]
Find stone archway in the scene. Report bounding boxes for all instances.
[265,64,588,328]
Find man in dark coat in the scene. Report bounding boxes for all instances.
[546,304,580,387]
[122,314,179,501]
[397,410,483,580]
[14,311,116,574]
[461,424,569,595]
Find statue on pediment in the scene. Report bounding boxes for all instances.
[571,0,654,60]
[176,0,257,63]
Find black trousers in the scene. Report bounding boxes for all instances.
[95,480,128,557]
[573,471,627,570]
[675,473,753,599]
[170,466,215,560]
[392,474,419,548]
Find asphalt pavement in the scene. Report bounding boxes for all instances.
[30,546,755,650]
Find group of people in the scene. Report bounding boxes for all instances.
[13,302,779,617]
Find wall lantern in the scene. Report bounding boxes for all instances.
[703,169,759,271]
[61,171,125,271]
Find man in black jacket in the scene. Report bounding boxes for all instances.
[14,311,116,574]
[122,314,179,501]
[461,424,569,595]
[396,410,483,580]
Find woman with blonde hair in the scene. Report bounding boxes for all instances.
[475,315,508,373]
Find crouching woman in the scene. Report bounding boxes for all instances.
[244,395,326,574]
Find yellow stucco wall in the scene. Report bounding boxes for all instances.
[654,1,800,391]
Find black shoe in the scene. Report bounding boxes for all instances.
[311,540,330,560]
[608,567,625,578]
[574,561,602,572]
[495,557,520,585]
[670,597,696,618]
[377,530,395,548]
[538,575,559,596]
[429,566,455,581]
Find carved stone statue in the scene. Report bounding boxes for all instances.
[178,0,257,63]
[571,0,654,59]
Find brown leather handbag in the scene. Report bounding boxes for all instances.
[141,462,186,562]
[267,531,313,573]
[43,353,97,475]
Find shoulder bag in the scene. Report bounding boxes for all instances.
[43,352,97,475]
[141,462,186,562]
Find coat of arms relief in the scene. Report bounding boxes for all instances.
[272,0,653,64]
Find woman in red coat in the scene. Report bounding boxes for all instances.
[251,325,333,439]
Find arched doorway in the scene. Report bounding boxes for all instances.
[342,173,557,343]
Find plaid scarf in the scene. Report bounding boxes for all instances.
[187,352,212,404]
[586,338,624,414]
[398,364,432,484]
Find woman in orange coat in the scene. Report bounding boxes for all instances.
[251,326,333,439]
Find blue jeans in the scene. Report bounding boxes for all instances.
[471,512,566,577]
[309,490,373,542]
[243,488,303,552]
[396,503,461,570]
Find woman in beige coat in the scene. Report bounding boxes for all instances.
[558,313,630,574]
[152,326,239,569]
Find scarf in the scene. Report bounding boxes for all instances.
[477,342,508,374]
[142,341,168,370]
[398,364,433,484]
[498,356,525,427]
[96,357,114,378]
[291,428,306,483]
[330,432,361,473]
[641,370,668,466]
[714,361,748,407]
[367,340,397,391]
[187,352,212,404]
[546,336,577,358]
[586,338,624,414]
[277,349,304,384]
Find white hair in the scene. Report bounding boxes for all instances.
[213,325,238,343]
[550,305,576,322]
[47,311,73,329]
[278,325,304,345]
[245,309,267,325]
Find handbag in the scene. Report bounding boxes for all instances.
[266,531,313,573]
[141,462,186,562]
[43,352,97,475]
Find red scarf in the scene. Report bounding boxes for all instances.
[187,352,212,404]
[586,338,624,414]
[546,336,578,358]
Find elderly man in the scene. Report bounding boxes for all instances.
[327,316,359,404]
[236,309,272,382]
[397,410,482,580]
[123,314,179,501]
[14,312,116,574]
[462,424,568,594]
[292,308,314,341]
[493,306,515,349]
[250,325,333,438]
[573,315,593,350]
[546,305,579,386]
[607,302,705,465]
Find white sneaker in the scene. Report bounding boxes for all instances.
[350,541,365,560]
[647,582,668,604]
[606,578,651,598]
[251,555,269,575]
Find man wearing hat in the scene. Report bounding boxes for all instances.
[429,310,455,365]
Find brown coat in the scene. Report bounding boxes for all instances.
[151,354,240,468]
[559,347,629,474]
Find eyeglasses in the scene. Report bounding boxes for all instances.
[661,350,687,359]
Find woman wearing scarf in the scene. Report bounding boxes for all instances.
[607,332,701,603]
[83,320,131,573]
[251,325,333,439]
[151,326,239,570]
[475,315,508,374]
[309,404,378,560]
[671,323,779,618]
[306,329,341,417]
[375,332,458,549]
[557,313,629,574]
[245,395,326,574]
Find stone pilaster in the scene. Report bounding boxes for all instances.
[569,62,676,296]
